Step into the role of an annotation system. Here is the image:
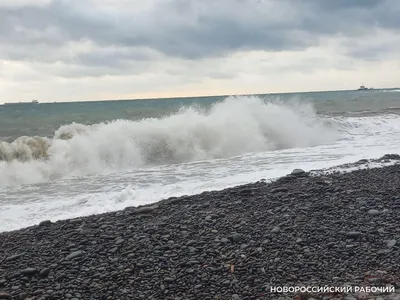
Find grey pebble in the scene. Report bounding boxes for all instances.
[65,250,84,260]
[367,209,380,216]
[271,226,280,233]
[346,231,363,238]
[387,239,396,248]
[231,233,243,243]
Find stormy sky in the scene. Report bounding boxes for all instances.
[1,0,399,102]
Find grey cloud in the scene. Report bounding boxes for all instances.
[38,62,149,78]
[347,47,386,61]
[343,39,400,62]
[1,0,399,77]
[75,47,160,68]
[306,0,381,10]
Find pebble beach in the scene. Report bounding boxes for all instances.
[1,155,399,300]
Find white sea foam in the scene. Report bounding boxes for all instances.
[311,159,400,175]
[0,96,339,187]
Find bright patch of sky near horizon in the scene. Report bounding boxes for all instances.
[0,0,399,102]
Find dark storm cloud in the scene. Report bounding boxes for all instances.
[0,0,308,58]
[1,0,399,72]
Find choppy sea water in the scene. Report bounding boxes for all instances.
[1,89,400,232]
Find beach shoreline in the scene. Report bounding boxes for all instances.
[1,156,400,299]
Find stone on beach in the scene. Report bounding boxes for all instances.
[368,209,381,216]
[291,168,306,175]
[65,250,84,260]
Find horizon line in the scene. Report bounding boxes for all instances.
[2,86,399,105]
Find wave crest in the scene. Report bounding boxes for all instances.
[0,136,50,162]
[0,96,339,186]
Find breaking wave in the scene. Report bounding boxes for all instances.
[0,96,339,187]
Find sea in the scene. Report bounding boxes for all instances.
[1,89,400,232]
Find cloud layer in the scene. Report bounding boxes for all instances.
[1,0,400,102]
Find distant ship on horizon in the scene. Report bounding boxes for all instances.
[3,100,39,106]
[357,85,373,91]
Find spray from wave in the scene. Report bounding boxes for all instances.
[0,96,339,187]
